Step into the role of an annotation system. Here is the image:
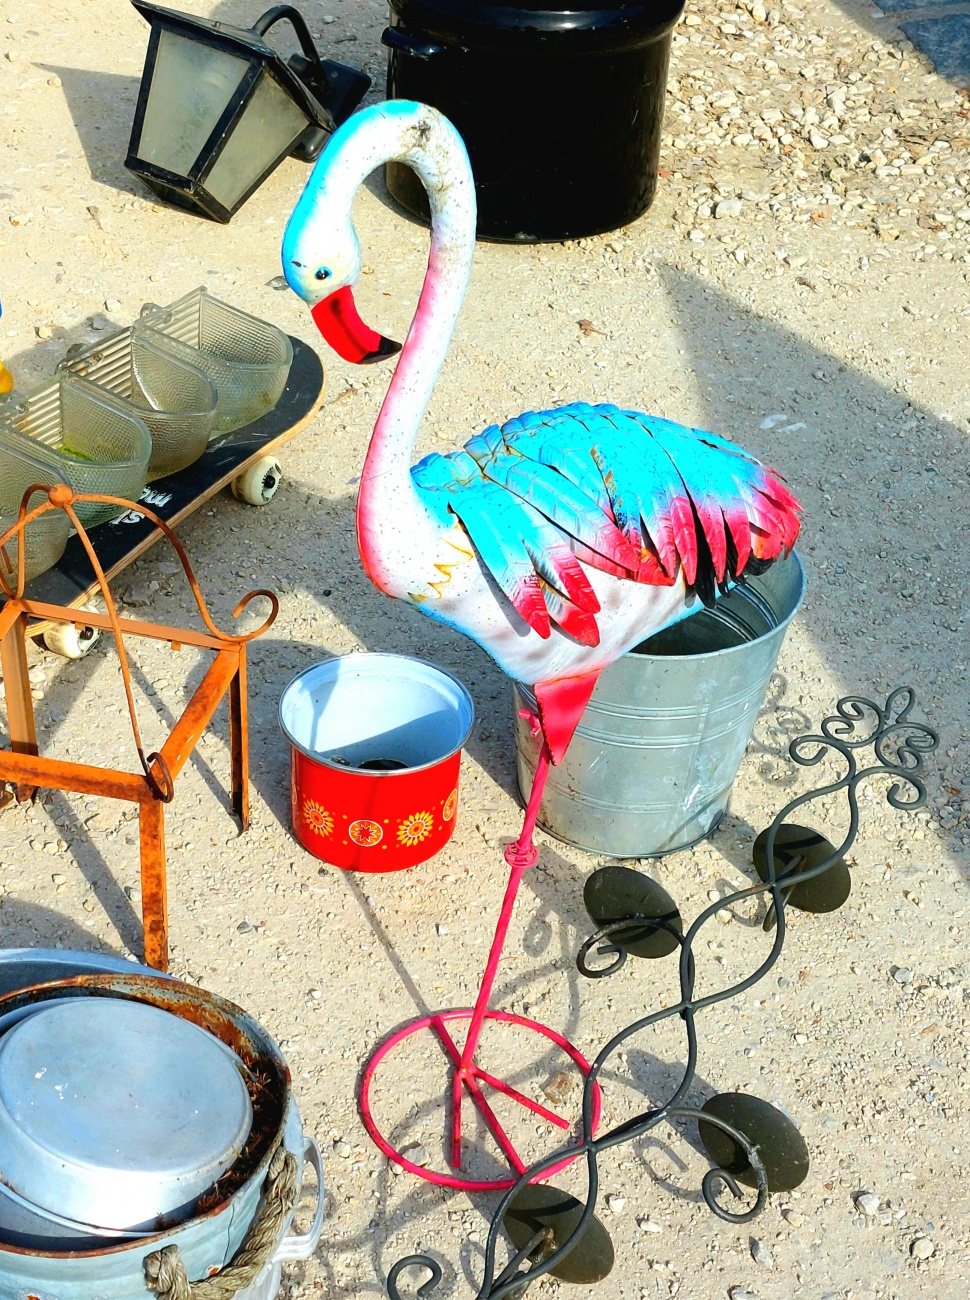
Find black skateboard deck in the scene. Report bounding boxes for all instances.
[16,336,324,630]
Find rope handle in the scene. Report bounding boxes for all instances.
[144,1144,298,1300]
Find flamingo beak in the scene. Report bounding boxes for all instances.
[310,286,401,365]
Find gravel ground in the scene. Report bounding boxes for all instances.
[1,0,969,1298]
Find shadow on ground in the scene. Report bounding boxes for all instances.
[0,900,130,958]
[40,65,143,199]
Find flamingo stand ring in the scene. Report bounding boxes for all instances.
[360,739,602,1191]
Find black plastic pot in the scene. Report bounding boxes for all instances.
[383,0,685,242]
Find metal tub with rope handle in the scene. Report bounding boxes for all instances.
[0,970,324,1299]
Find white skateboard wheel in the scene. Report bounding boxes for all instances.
[43,621,100,659]
[231,456,282,506]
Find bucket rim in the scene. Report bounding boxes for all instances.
[626,550,805,663]
[278,651,475,776]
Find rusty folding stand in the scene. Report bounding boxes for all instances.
[0,484,278,972]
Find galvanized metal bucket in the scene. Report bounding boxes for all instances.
[514,552,805,857]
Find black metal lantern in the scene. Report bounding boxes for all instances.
[126,2,370,223]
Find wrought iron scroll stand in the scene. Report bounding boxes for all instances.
[386,688,939,1300]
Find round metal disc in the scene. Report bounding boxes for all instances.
[699,1093,810,1193]
[753,824,851,914]
[0,998,252,1228]
[502,1183,614,1284]
[584,865,682,959]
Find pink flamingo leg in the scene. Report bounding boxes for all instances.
[359,694,602,1190]
[450,741,552,1165]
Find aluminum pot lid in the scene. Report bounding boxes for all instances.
[0,999,252,1225]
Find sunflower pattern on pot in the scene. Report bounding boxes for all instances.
[442,788,458,822]
[303,798,334,838]
[397,810,434,847]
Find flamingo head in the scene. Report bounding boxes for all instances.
[282,156,401,366]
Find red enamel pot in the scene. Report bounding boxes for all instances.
[279,653,475,872]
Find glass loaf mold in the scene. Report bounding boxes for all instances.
[0,443,71,585]
[59,328,218,479]
[0,375,151,528]
[135,287,292,433]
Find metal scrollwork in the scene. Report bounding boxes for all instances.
[387,690,939,1299]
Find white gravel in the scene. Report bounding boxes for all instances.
[0,0,968,1297]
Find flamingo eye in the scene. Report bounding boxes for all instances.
[315,267,332,281]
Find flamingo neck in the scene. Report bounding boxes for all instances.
[353,106,476,594]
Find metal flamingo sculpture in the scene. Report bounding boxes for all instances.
[283,100,802,1184]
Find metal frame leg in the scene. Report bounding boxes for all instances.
[0,611,38,802]
[228,647,249,829]
[139,795,169,972]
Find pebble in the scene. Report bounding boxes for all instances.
[104,299,121,312]
[605,1195,626,1215]
[333,1140,353,1159]
[637,1217,662,1233]
[855,1192,880,1216]
[400,1142,430,1167]
[236,920,253,933]
[714,198,742,219]
[782,1208,804,1226]
[729,1289,759,1300]
[911,1237,935,1260]
[47,75,60,87]
[750,1239,774,1269]
[542,1068,576,1106]
[892,967,914,985]
[123,583,153,608]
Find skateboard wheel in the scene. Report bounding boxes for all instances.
[43,621,100,659]
[232,456,282,506]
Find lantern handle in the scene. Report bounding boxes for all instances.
[252,5,323,71]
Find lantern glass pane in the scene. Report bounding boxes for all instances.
[137,29,249,177]
[204,73,308,210]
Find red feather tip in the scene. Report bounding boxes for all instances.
[511,575,551,638]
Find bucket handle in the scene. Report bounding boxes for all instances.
[381,27,445,59]
[271,1136,325,1263]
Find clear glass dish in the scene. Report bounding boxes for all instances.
[135,287,292,434]
[60,330,217,479]
[0,374,151,528]
[0,443,70,586]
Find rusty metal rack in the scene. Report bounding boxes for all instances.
[0,483,277,971]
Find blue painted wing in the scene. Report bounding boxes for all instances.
[411,450,601,643]
[410,402,801,638]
